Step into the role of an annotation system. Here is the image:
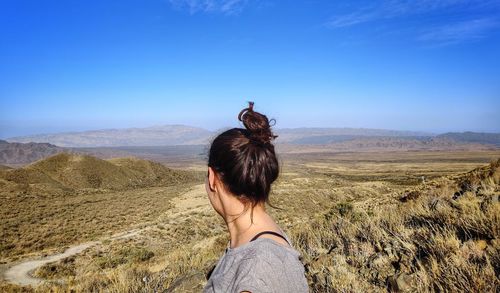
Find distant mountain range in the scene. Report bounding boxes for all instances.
[6,125,213,147]
[275,136,495,153]
[6,125,435,147]
[436,132,500,146]
[2,126,499,166]
[274,128,432,144]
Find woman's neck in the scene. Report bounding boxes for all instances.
[225,202,274,248]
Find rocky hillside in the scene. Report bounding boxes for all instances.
[293,159,500,292]
[0,140,67,166]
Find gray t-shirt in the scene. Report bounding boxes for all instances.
[203,231,309,293]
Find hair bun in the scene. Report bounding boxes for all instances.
[238,101,277,145]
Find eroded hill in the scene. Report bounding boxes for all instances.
[0,152,196,196]
[0,153,200,260]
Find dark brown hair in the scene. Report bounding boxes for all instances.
[208,102,281,222]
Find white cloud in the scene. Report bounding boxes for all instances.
[325,11,378,28]
[169,0,249,15]
[418,18,499,46]
[325,0,500,29]
[324,0,500,47]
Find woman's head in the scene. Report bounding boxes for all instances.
[206,102,280,221]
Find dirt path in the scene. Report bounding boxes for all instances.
[2,184,208,287]
[157,183,210,223]
[3,242,98,286]
[2,229,143,287]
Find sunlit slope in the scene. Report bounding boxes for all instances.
[295,159,500,292]
[0,152,196,194]
[0,153,201,260]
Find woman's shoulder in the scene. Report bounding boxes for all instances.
[252,237,301,259]
[229,238,306,277]
[234,239,308,292]
[204,238,308,293]
[226,237,301,259]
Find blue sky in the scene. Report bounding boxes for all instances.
[1,0,499,138]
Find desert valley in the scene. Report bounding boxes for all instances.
[0,126,499,292]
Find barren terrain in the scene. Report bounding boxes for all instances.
[0,150,499,292]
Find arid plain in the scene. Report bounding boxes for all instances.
[0,148,499,292]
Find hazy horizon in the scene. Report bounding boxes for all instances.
[4,121,500,140]
[2,113,500,139]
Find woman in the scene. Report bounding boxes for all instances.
[203,102,309,293]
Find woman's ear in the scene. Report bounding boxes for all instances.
[207,166,217,192]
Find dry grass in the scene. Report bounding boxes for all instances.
[289,161,500,292]
[0,153,200,261]
[0,150,499,292]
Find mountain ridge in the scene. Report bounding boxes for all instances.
[5,124,445,147]
[3,126,499,164]
[437,131,500,146]
[6,125,213,147]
